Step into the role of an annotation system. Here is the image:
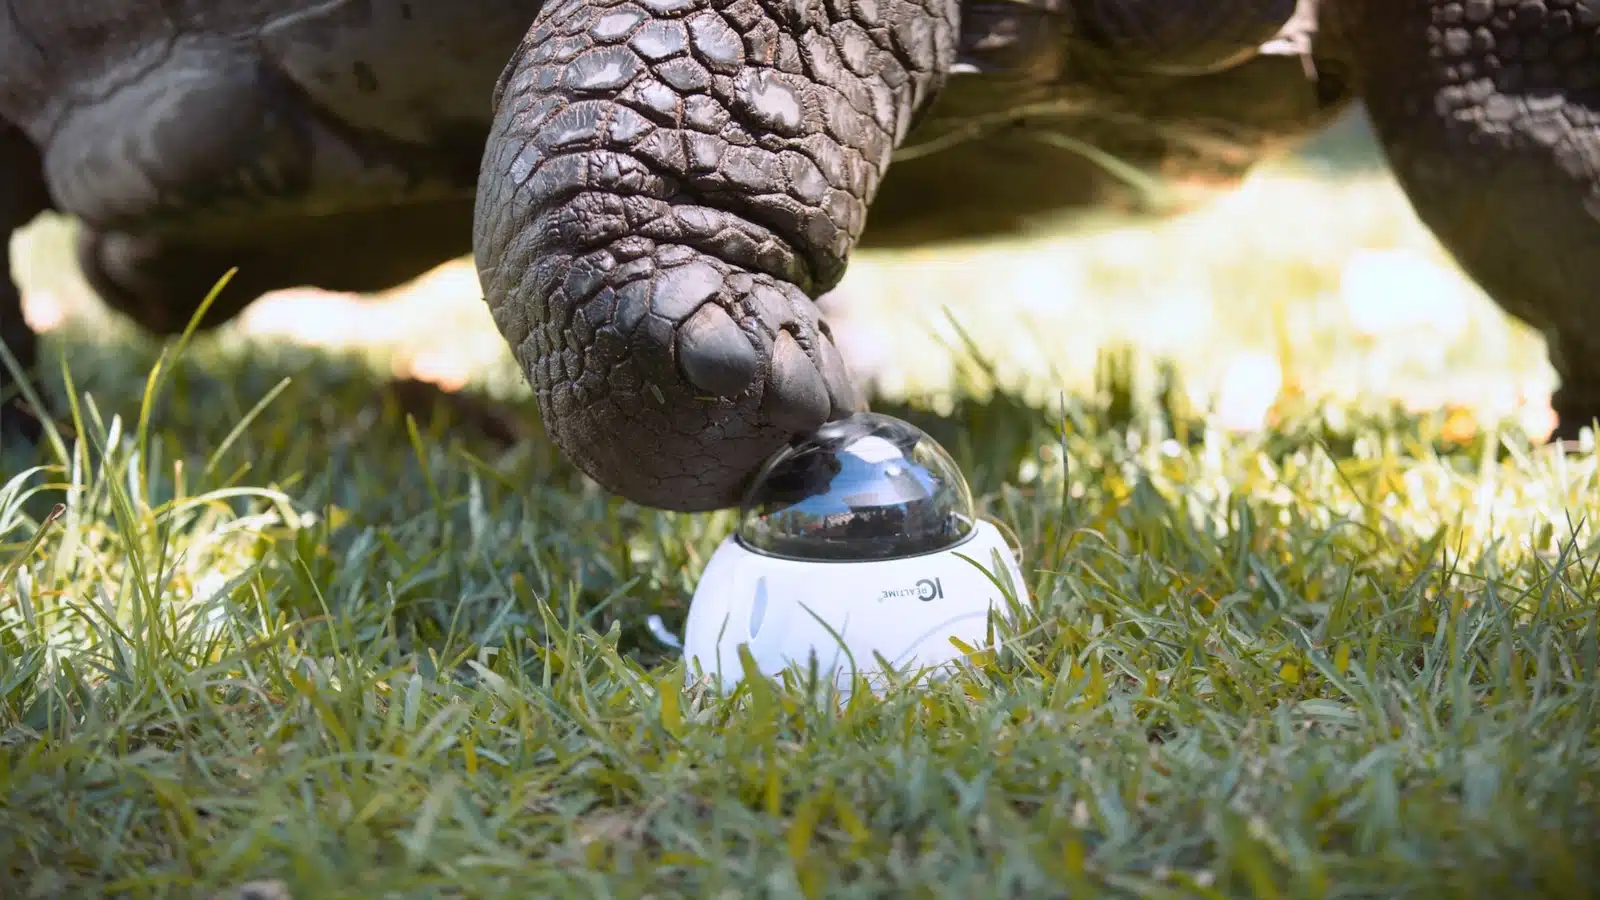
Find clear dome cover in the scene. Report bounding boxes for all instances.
[737,412,976,561]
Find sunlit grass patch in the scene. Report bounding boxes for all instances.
[826,167,1553,435]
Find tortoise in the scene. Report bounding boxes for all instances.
[3,0,1590,511]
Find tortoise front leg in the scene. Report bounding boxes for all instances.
[473,0,959,511]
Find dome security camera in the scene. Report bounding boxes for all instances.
[682,413,1030,692]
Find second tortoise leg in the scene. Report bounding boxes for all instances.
[38,39,529,448]
[1336,0,1600,440]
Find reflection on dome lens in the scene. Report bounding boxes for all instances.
[737,413,976,561]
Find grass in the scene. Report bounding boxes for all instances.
[3,116,1599,897]
[2,323,1598,898]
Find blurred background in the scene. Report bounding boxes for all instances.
[9,105,1559,442]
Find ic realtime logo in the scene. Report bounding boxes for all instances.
[879,578,945,602]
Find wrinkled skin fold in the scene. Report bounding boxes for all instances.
[474,0,959,511]
[1075,0,1301,74]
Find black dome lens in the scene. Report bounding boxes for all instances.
[736,413,976,561]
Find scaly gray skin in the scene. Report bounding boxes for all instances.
[0,1,1592,513]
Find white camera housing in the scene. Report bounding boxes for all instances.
[683,519,1024,690]
[681,413,1029,691]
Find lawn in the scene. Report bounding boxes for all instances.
[2,113,1599,898]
